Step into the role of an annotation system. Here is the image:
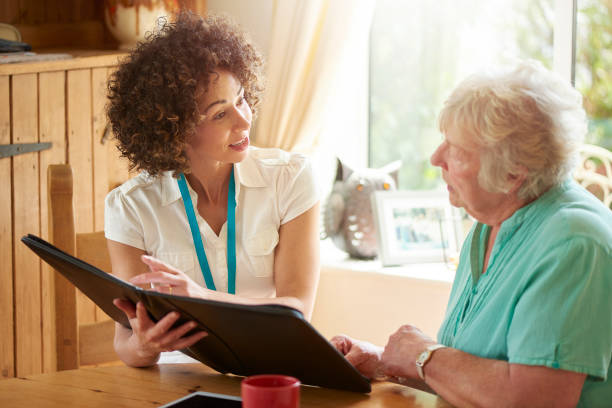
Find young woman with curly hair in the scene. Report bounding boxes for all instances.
[105,11,320,367]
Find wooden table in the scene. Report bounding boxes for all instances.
[0,363,452,407]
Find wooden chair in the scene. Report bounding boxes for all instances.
[574,144,612,210]
[47,164,118,370]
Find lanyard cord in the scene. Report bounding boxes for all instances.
[177,168,237,294]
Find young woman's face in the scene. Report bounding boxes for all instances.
[187,70,252,166]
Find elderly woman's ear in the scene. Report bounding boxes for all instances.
[506,165,528,195]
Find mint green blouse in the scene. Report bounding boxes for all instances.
[437,180,612,407]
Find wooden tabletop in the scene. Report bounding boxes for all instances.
[0,363,452,407]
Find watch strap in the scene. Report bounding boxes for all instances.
[415,343,447,380]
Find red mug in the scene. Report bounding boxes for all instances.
[241,374,300,408]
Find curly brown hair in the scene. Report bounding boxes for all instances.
[107,11,264,177]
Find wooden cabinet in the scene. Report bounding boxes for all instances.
[1,0,208,380]
[0,53,132,379]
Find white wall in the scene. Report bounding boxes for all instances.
[312,266,452,346]
[206,0,274,58]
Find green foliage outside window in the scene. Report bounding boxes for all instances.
[517,0,612,150]
[576,0,612,150]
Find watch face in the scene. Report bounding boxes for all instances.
[416,350,429,366]
[416,345,446,380]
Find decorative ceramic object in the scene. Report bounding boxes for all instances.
[323,158,401,259]
[0,23,21,42]
[104,0,179,50]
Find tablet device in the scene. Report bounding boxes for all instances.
[159,391,241,408]
[22,234,371,393]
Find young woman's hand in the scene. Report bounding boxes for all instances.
[129,255,212,298]
[112,298,207,363]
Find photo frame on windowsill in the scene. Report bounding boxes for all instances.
[371,190,462,266]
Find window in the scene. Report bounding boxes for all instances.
[576,0,612,150]
[369,0,559,190]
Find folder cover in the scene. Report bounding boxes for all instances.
[21,234,371,393]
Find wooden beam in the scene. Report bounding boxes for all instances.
[48,164,79,371]
[12,73,42,376]
[67,68,97,326]
[91,67,108,233]
[0,76,15,379]
[39,71,67,373]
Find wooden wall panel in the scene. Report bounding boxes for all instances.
[44,0,64,23]
[92,67,109,233]
[67,69,97,326]
[0,76,14,379]
[108,145,132,192]
[39,71,67,373]
[16,22,108,50]
[5,1,106,49]
[1,0,103,24]
[23,0,46,24]
[0,1,20,24]
[12,73,42,377]
[106,67,131,192]
[91,67,112,322]
[67,69,93,235]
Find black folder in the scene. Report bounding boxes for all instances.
[21,234,371,393]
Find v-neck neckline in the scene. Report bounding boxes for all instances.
[470,223,491,286]
[184,176,229,240]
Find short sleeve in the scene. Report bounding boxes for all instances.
[507,237,612,380]
[104,187,145,250]
[277,154,319,224]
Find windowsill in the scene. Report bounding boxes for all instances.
[319,239,456,284]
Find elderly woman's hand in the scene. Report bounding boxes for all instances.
[330,335,385,379]
[129,255,210,298]
[381,324,437,380]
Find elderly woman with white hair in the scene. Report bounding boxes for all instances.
[332,61,612,407]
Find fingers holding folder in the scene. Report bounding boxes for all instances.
[113,298,208,358]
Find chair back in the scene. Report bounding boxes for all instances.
[574,144,612,210]
[47,164,116,370]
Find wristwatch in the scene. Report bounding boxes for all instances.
[415,344,447,380]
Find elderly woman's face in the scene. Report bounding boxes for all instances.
[430,125,506,218]
[187,69,252,166]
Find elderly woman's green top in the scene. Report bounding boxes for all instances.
[438,179,612,407]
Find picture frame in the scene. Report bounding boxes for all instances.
[371,190,462,266]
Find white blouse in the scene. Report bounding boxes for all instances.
[104,146,319,298]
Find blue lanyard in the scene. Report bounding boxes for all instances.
[177,168,237,294]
